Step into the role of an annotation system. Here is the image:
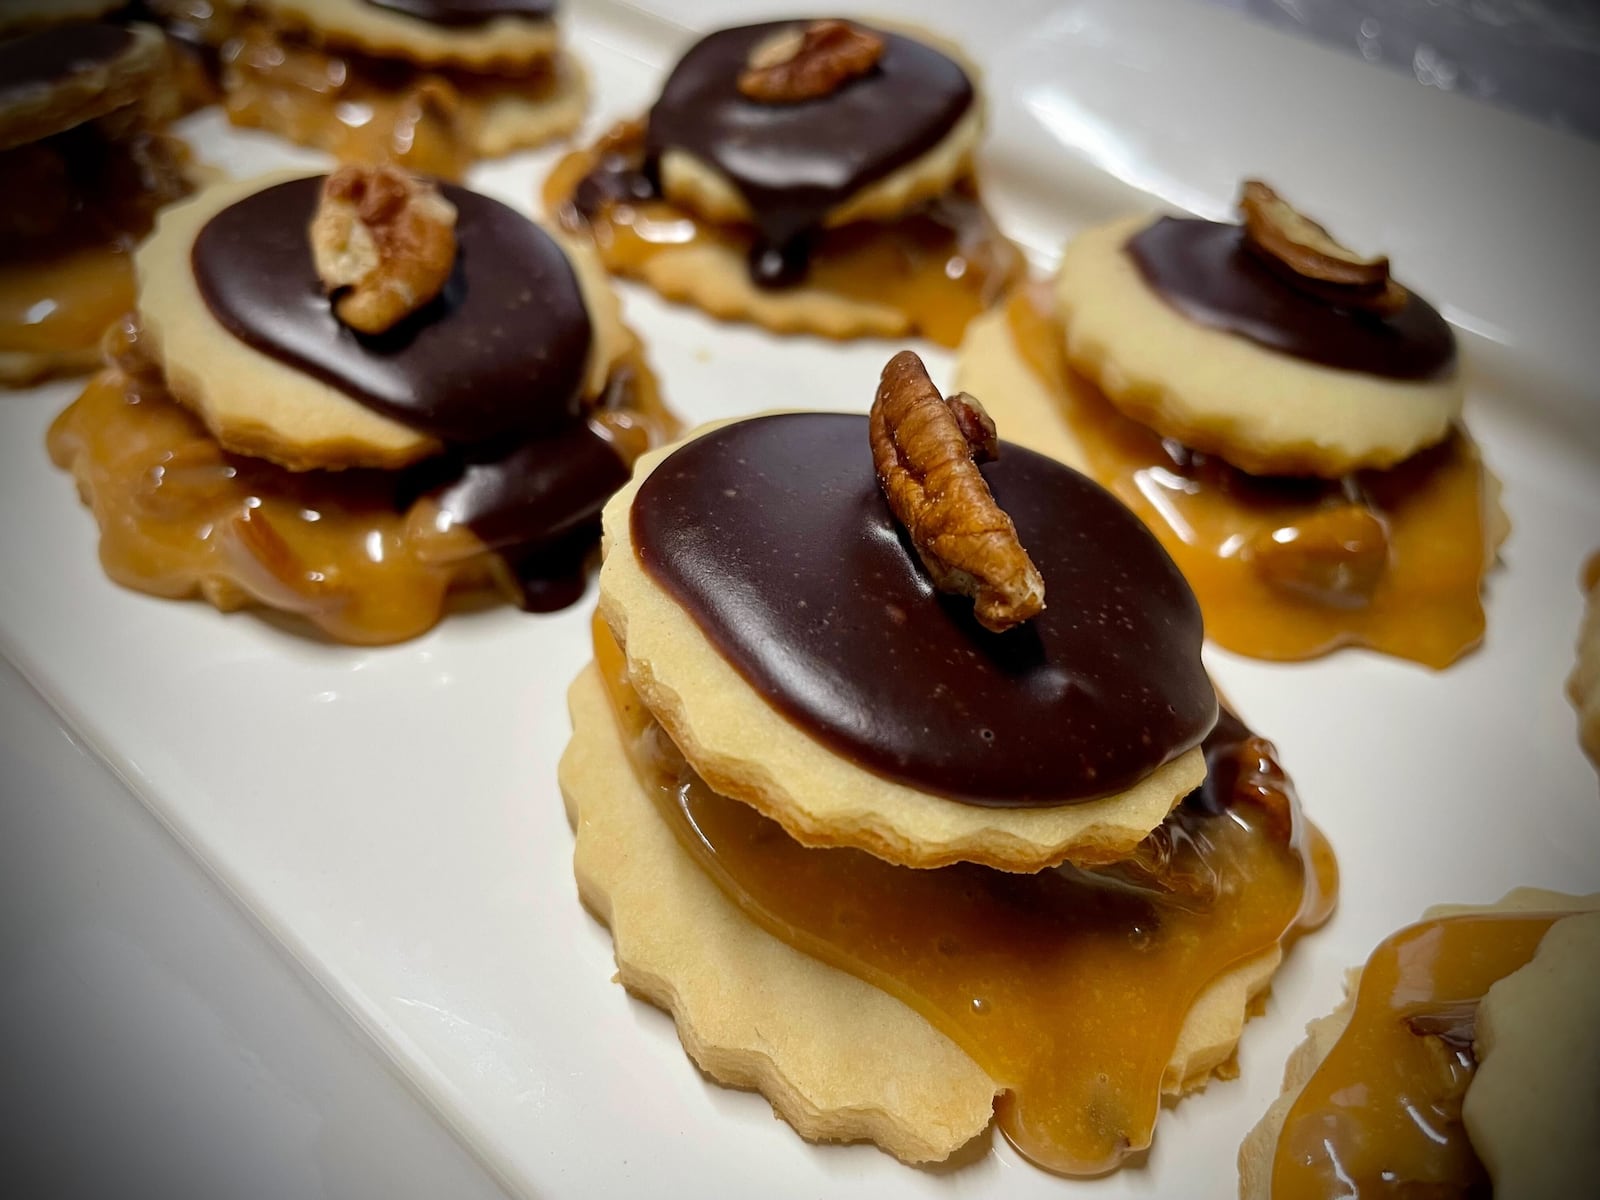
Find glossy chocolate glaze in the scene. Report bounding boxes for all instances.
[192,176,592,444]
[0,23,134,117]
[631,413,1215,806]
[1128,217,1456,381]
[363,0,556,27]
[644,22,972,286]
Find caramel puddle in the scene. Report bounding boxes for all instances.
[1269,912,1572,1198]
[593,616,1336,1175]
[544,120,1023,349]
[1000,287,1495,667]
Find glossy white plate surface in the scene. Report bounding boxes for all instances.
[1,1,1597,1196]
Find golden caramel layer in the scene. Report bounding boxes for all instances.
[1004,288,1493,667]
[49,323,667,643]
[1270,913,1569,1198]
[544,121,1023,349]
[593,618,1336,1175]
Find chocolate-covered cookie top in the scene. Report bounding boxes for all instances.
[632,413,1215,806]
[362,0,556,27]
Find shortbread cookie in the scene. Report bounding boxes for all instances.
[1464,910,1600,1199]
[137,172,630,471]
[1570,551,1600,769]
[562,664,1288,1163]
[1239,889,1600,1200]
[254,0,560,70]
[0,22,167,151]
[1058,214,1462,478]
[599,417,1210,873]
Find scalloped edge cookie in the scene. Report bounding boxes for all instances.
[136,171,633,472]
[252,0,559,70]
[562,663,1285,1162]
[1056,215,1463,479]
[597,419,1205,874]
[1238,888,1600,1200]
[0,21,167,152]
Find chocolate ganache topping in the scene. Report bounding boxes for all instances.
[631,413,1216,806]
[0,24,134,131]
[1128,217,1455,381]
[363,0,557,27]
[644,22,973,287]
[193,176,592,444]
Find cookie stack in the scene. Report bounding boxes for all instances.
[562,351,1337,1172]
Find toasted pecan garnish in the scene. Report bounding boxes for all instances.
[737,20,885,104]
[870,350,1044,633]
[310,165,458,335]
[1247,501,1390,609]
[1239,180,1406,314]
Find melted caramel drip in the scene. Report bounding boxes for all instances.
[0,244,135,358]
[1003,288,1493,667]
[543,121,1024,349]
[1270,912,1571,1198]
[196,10,563,181]
[592,618,1337,1175]
[48,323,666,644]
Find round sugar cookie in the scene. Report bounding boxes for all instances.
[1056,215,1463,478]
[248,0,559,70]
[136,172,632,471]
[0,22,166,152]
[597,418,1209,874]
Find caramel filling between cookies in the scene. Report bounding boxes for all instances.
[593,618,1337,1175]
[1269,912,1569,1198]
[0,124,192,362]
[1003,288,1492,668]
[180,5,564,181]
[49,321,669,644]
[544,121,1024,349]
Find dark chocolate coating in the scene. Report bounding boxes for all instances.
[644,22,972,286]
[0,23,133,112]
[631,413,1215,806]
[363,0,556,27]
[192,176,592,445]
[1127,217,1456,381]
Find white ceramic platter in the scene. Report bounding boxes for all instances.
[1,0,1597,1195]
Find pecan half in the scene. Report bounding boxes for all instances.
[737,20,885,104]
[1239,180,1406,314]
[1247,502,1390,609]
[310,165,458,335]
[870,350,1044,633]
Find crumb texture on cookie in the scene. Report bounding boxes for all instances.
[956,284,1503,668]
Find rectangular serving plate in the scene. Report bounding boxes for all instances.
[1,1,1597,1196]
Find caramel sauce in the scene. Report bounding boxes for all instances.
[1269,912,1570,1198]
[592,617,1337,1175]
[48,322,666,643]
[0,244,135,358]
[543,122,1024,349]
[217,16,563,181]
[1004,288,1493,667]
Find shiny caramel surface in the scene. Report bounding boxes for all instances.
[49,324,665,643]
[544,122,1024,349]
[1270,912,1568,1198]
[1005,288,1494,667]
[593,618,1337,1175]
[208,13,560,180]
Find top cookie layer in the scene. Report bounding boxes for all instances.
[0,22,165,151]
[600,417,1209,872]
[253,0,558,69]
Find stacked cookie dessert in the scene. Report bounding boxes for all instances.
[0,18,198,385]
[563,352,1337,1172]
[546,19,1022,346]
[957,181,1505,667]
[50,166,674,642]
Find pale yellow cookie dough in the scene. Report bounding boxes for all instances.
[1057,215,1463,478]
[1238,889,1600,1200]
[247,0,559,70]
[468,55,586,157]
[1569,551,1600,771]
[136,171,633,472]
[1465,910,1600,1200]
[563,663,1285,1162]
[598,420,1205,874]
[0,21,167,152]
